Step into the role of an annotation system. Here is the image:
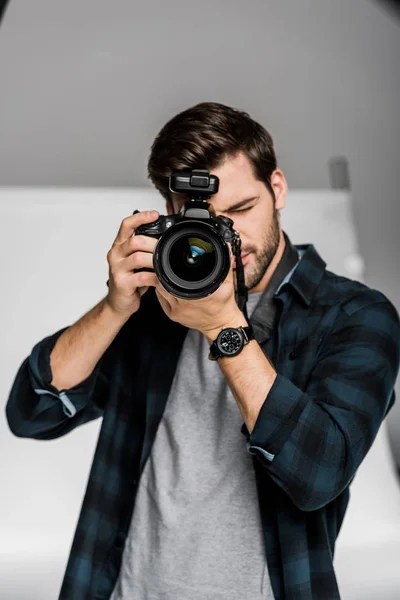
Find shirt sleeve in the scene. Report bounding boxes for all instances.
[5,326,110,440]
[240,299,400,512]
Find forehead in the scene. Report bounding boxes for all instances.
[213,151,257,183]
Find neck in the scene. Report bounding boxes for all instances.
[250,228,287,294]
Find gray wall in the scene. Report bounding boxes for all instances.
[0,0,399,457]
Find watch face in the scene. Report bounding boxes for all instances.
[217,328,243,356]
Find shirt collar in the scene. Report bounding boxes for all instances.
[249,231,327,344]
[276,236,327,307]
[249,230,300,343]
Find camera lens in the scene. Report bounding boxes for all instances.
[154,222,230,298]
[169,235,216,282]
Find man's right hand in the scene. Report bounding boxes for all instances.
[105,210,160,317]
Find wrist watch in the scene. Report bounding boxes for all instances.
[208,324,255,361]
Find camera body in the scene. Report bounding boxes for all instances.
[134,169,242,300]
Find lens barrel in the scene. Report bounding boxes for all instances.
[153,220,231,299]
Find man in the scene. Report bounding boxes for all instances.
[6,102,400,600]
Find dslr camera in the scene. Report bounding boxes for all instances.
[133,169,247,304]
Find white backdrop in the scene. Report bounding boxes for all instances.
[1,188,400,599]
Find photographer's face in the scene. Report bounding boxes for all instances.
[166,151,288,294]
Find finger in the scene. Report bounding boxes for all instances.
[119,234,158,259]
[133,269,158,287]
[113,210,159,246]
[138,285,149,297]
[128,250,155,271]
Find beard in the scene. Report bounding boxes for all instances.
[234,208,281,293]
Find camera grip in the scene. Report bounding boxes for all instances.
[134,225,160,237]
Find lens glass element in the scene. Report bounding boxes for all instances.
[169,234,216,282]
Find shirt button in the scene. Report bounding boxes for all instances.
[289,350,298,360]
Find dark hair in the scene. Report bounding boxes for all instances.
[147,101,277,209]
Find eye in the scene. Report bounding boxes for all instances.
[232,206,253,214]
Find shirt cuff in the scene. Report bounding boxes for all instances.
[28,326,100,418]
[240,373,308,461]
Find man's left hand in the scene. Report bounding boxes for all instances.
[153,243,243,336]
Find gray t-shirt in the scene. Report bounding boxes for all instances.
[110,291,275,599]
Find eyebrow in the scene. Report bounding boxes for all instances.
[220,196,259,212]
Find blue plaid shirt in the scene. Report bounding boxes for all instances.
[6,235,400,599]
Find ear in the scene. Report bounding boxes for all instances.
[166,195,178,215]
[270,169,288,212]
[166,191,180,215]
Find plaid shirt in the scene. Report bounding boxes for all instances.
[6,235,400,600]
